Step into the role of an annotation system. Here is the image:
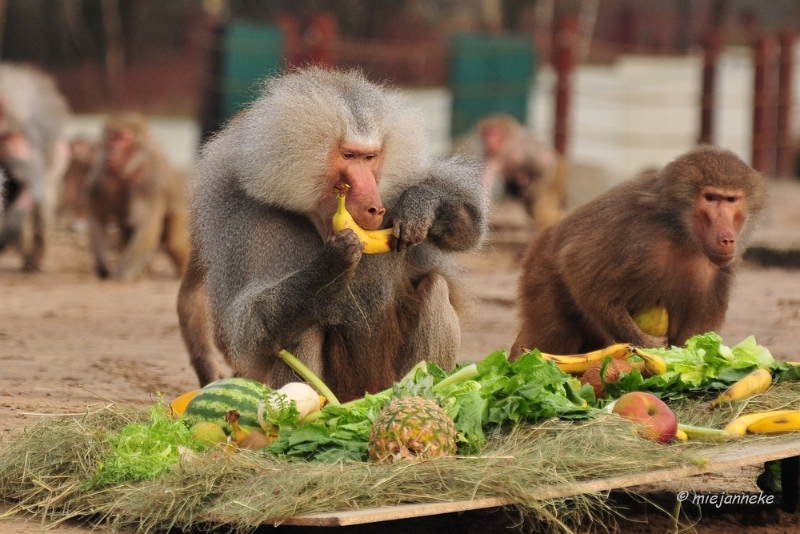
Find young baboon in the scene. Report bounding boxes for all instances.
[179,67,487,399]
[0,63,70,271]
[451,114,567,229]
[510,146,767,358]
[88,113,190,281]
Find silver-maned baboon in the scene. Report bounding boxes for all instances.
[510,146,767,359]
[88,113,190,281]
[178,67,488,399]
[0,63,70,271]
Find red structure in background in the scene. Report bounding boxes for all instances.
[751,35,779,177]
[777,31,796,179]
[698,29,722,146]
[279,13,338,68]
[750,31,796,178]
[553,17,577,157]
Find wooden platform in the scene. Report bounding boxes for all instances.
[282,434,800,527]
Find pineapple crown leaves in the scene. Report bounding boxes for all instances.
[392,372,436,400]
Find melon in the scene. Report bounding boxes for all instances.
[182,377,270,435]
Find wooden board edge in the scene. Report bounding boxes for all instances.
[280,497,513,527]
[279,434,800,527]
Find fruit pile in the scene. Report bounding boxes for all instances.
[88,331,800,489]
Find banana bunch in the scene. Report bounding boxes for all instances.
[710,367,773,407]
[725,409,800,436]
[332,184,392,254]
[539,343,668,376]
[539,343,632,375]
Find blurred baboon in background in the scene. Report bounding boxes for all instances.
[57,138,99,228]
[0,63,70,271]
[0,167,5,218]
[88,113,190,281]
[451,114,567,229]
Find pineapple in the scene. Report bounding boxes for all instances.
[368,396,457,463]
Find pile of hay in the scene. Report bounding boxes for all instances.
[3,382,800,533]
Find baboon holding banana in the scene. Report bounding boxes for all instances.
[0,63,70,271]
[179,67,487,400]
[88,113,190,281]
[510,146,767,359]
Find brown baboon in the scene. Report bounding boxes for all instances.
[88,113,190,281]
[178,67,488,399]
[510,146,767,359]
[0,63,70,271]
[57,138,99,226]
[451,114,567,229]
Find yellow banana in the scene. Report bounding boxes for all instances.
[225,409,252,444]
[724,409,798,436]
[710,367,772,407]
[332,185,392,254]
[746,410,800,434]
[674,428,688,442]
[631,347,668,376]
[540,343,633,375]
[677,423,733,441]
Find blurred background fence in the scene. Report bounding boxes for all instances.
[2,0,799,183]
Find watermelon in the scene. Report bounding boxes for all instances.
[182,377,271,435]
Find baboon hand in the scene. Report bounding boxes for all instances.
[389,204,435,252]
[327,227,363,269]
[391,218,432,251]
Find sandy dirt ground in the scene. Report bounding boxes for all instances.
[3,186,800,533]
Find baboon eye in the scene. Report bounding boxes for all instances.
[726,196,737,203]
[342,152,355,160]
[704,193,715,202]
[365,153,376,161]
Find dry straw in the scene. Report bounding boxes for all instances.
[3,382,800,533]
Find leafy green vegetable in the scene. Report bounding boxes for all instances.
[87,404,207,488]
[601,333,777,400]
[269,350,594,460]
[260,391,301,432]
[268,391,386,462]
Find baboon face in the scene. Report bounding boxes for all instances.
[692,186,747,267]
[318,140,386,232]
[104,127,137,175]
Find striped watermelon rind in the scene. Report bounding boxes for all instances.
[182,377,271,435]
